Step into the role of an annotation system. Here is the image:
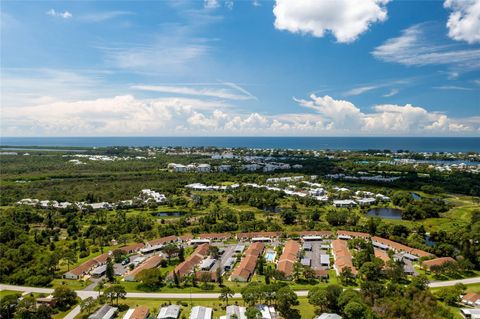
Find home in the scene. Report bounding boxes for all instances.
[157,305,181,319]
[223,257,236,271]
[124,255,163,282]
[256,305,277,319]
[301,257,311,267]
[168,163,187,172]
[459,308,480,319]
[89,305,118,319]
[190,306,212,319]
[230,243,265,282]
[461,292,480,306]
[314,314,342,319]
[220,305,247,319]
[356,198,376,207]
[217,165,232,172]
[277,240,300,278]
[332,239,356,275]
[123,305,150,319]
[199,257,216,271]
[422,257,456,270]
[320,254,330,268]
[197,164,211,173]
[333,200,357,208]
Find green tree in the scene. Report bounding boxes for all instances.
[52,286,77,311]
[219,286,234,307]
[344,301,367,319]
[80,297,96,315]
[0,293,20,319]
[308,287,328,313]
[103,285,126,306]
[245,307,260,319]
[105,258,115,282]
[276,286,299,318]
[339,267,356,286]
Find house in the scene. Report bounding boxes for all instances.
[168,163,187,172]
[333,200,357,208]
[314,314,342,319]
[89,305,118,319]
[220,305,247,319]
[170,244,209,279]
[230,243,265,282]
[332,239,356,275]
[199,257,216,271]
[422,257,456,270]
[190,306,212,319]
[336,231,370,240]
[256,305,277,319]
[301,257,311,267]
[460,308,480,319]
[63,253,109,279]
[199,233,231,241]
[234,244,245,253]
[223,257,236,271]
[124,306,150,319]
[461,292,480,306]
[91,265,107,277]
[277,240,300,278]
[158,305,181,319]
[320,254,330,268]
[124,255,163,282]
[356,198,376,206]
[217,165,232,172]
[300,231,333,240]
[197,164,211,173]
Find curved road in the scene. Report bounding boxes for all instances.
[1,276,480,300]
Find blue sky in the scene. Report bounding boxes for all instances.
[1,0,479,136]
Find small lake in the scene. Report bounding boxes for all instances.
[411,193,422,200]
[156,211,186,217]
[367,207,403,220]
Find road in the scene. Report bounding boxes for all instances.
[1,275,480,300]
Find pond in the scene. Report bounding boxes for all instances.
[155,211,186,217]
[367,207,403,220]
[411,193,422,200]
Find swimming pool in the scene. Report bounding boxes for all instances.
[265,251,276,262]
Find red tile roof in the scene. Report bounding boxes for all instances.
[423,257,456,269]
[277,240,300,277]
[332,239,357,275]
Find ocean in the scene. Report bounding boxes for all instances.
[1,136,479,152]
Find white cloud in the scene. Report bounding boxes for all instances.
[372,24,480,71]
[1,93,477,136]
[383,88,399,97]
[345,85,380,96]
[444,0,480,44]
[433,85,473,90]
[273,0,390,43]
[80,11,133,22]
[46,9,72,19]
[204,0,220,9]
[132,83,256,100]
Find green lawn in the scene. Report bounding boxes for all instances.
[0,290,20,299]
[51,278,92,290]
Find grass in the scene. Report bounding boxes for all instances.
[0,290,20,299]
[51,278,92,290]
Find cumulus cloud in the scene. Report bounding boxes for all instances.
[444,0,480,44]
[372,23,480,71]
[1,93,477,136]
[273,0,390,43]
[46,9,72,19]
[80,11,133,22]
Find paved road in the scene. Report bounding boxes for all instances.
[1,276,480,300]
[63,305,81,319]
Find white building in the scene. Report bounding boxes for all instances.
[190,306,212,319]
[333,200,357,208]
[197,164,211,173]
[158,305,181,319]
[220,305,246,319]
[256,305,276,319]
[168,163,188,172]
[356,198,376,207]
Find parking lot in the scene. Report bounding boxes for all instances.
[303,240,331,270]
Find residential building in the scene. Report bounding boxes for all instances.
[277,240,300,278]
[230,242,265,282]
[190,306,212,319]
[220,305,247,319]
[89,305,118,319]
[124,255,163,282]
[314,314,342,319]
[462,292,480,306]
[422,257,456,270]
[123,306,150,319]
[332,239,356,275]
[157,305,181,319]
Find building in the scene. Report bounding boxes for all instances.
[461,292,480,306]
[460,308,480,319]
[123,306,150,319]
[89,305,118,319]
[158,305,181,319]
[277,240,300,278]
[168,163,187,172]
[170,244,209,279]
[197,164,211,173]
[90,265,107,277]
[356,198,376,206]
[256,305,277,319]
[336,231,370,240]
[422,257,456,270]
[314,314,342,319]
[333,200,357,208]
[331,239,356,275]
[223,257,236,271]
[220,305,247,319]
[124,255,163,282]
[63,253,109,279]
[320,254,330,268]
[230,242,265,282]
[199,257,216,271]
[217,165,232,172]
[190,306,212,319]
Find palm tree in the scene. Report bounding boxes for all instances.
[219,286,234,308]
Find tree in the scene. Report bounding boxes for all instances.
[104,285,126,306]
[0,293,20,319]
[216,267,223,286]
[219,286,234,307]
[325,284,342,312]
[436,283,465,306]
[276,286,300,319]
[105,258,115,282]
[292,262,303,282]
[344,301,367,319]
[136,268,164,289]
[280,210,296,225]
[245,307,260,319]
[36,305,53,319]
[257,255,265,275]
[409,274,429,291]
[308,287,329,313]
[339,267,356,286]
[208,246,220,259]
[178,246,185,262]
[303,266,316,282]
[52,286,77,311]
[359,261,382,282]
[162,243,179,261]
[80,297,96,315]
[173,271,180,287]
[63,250,77,271]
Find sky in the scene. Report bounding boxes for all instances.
[1,0,479,137]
